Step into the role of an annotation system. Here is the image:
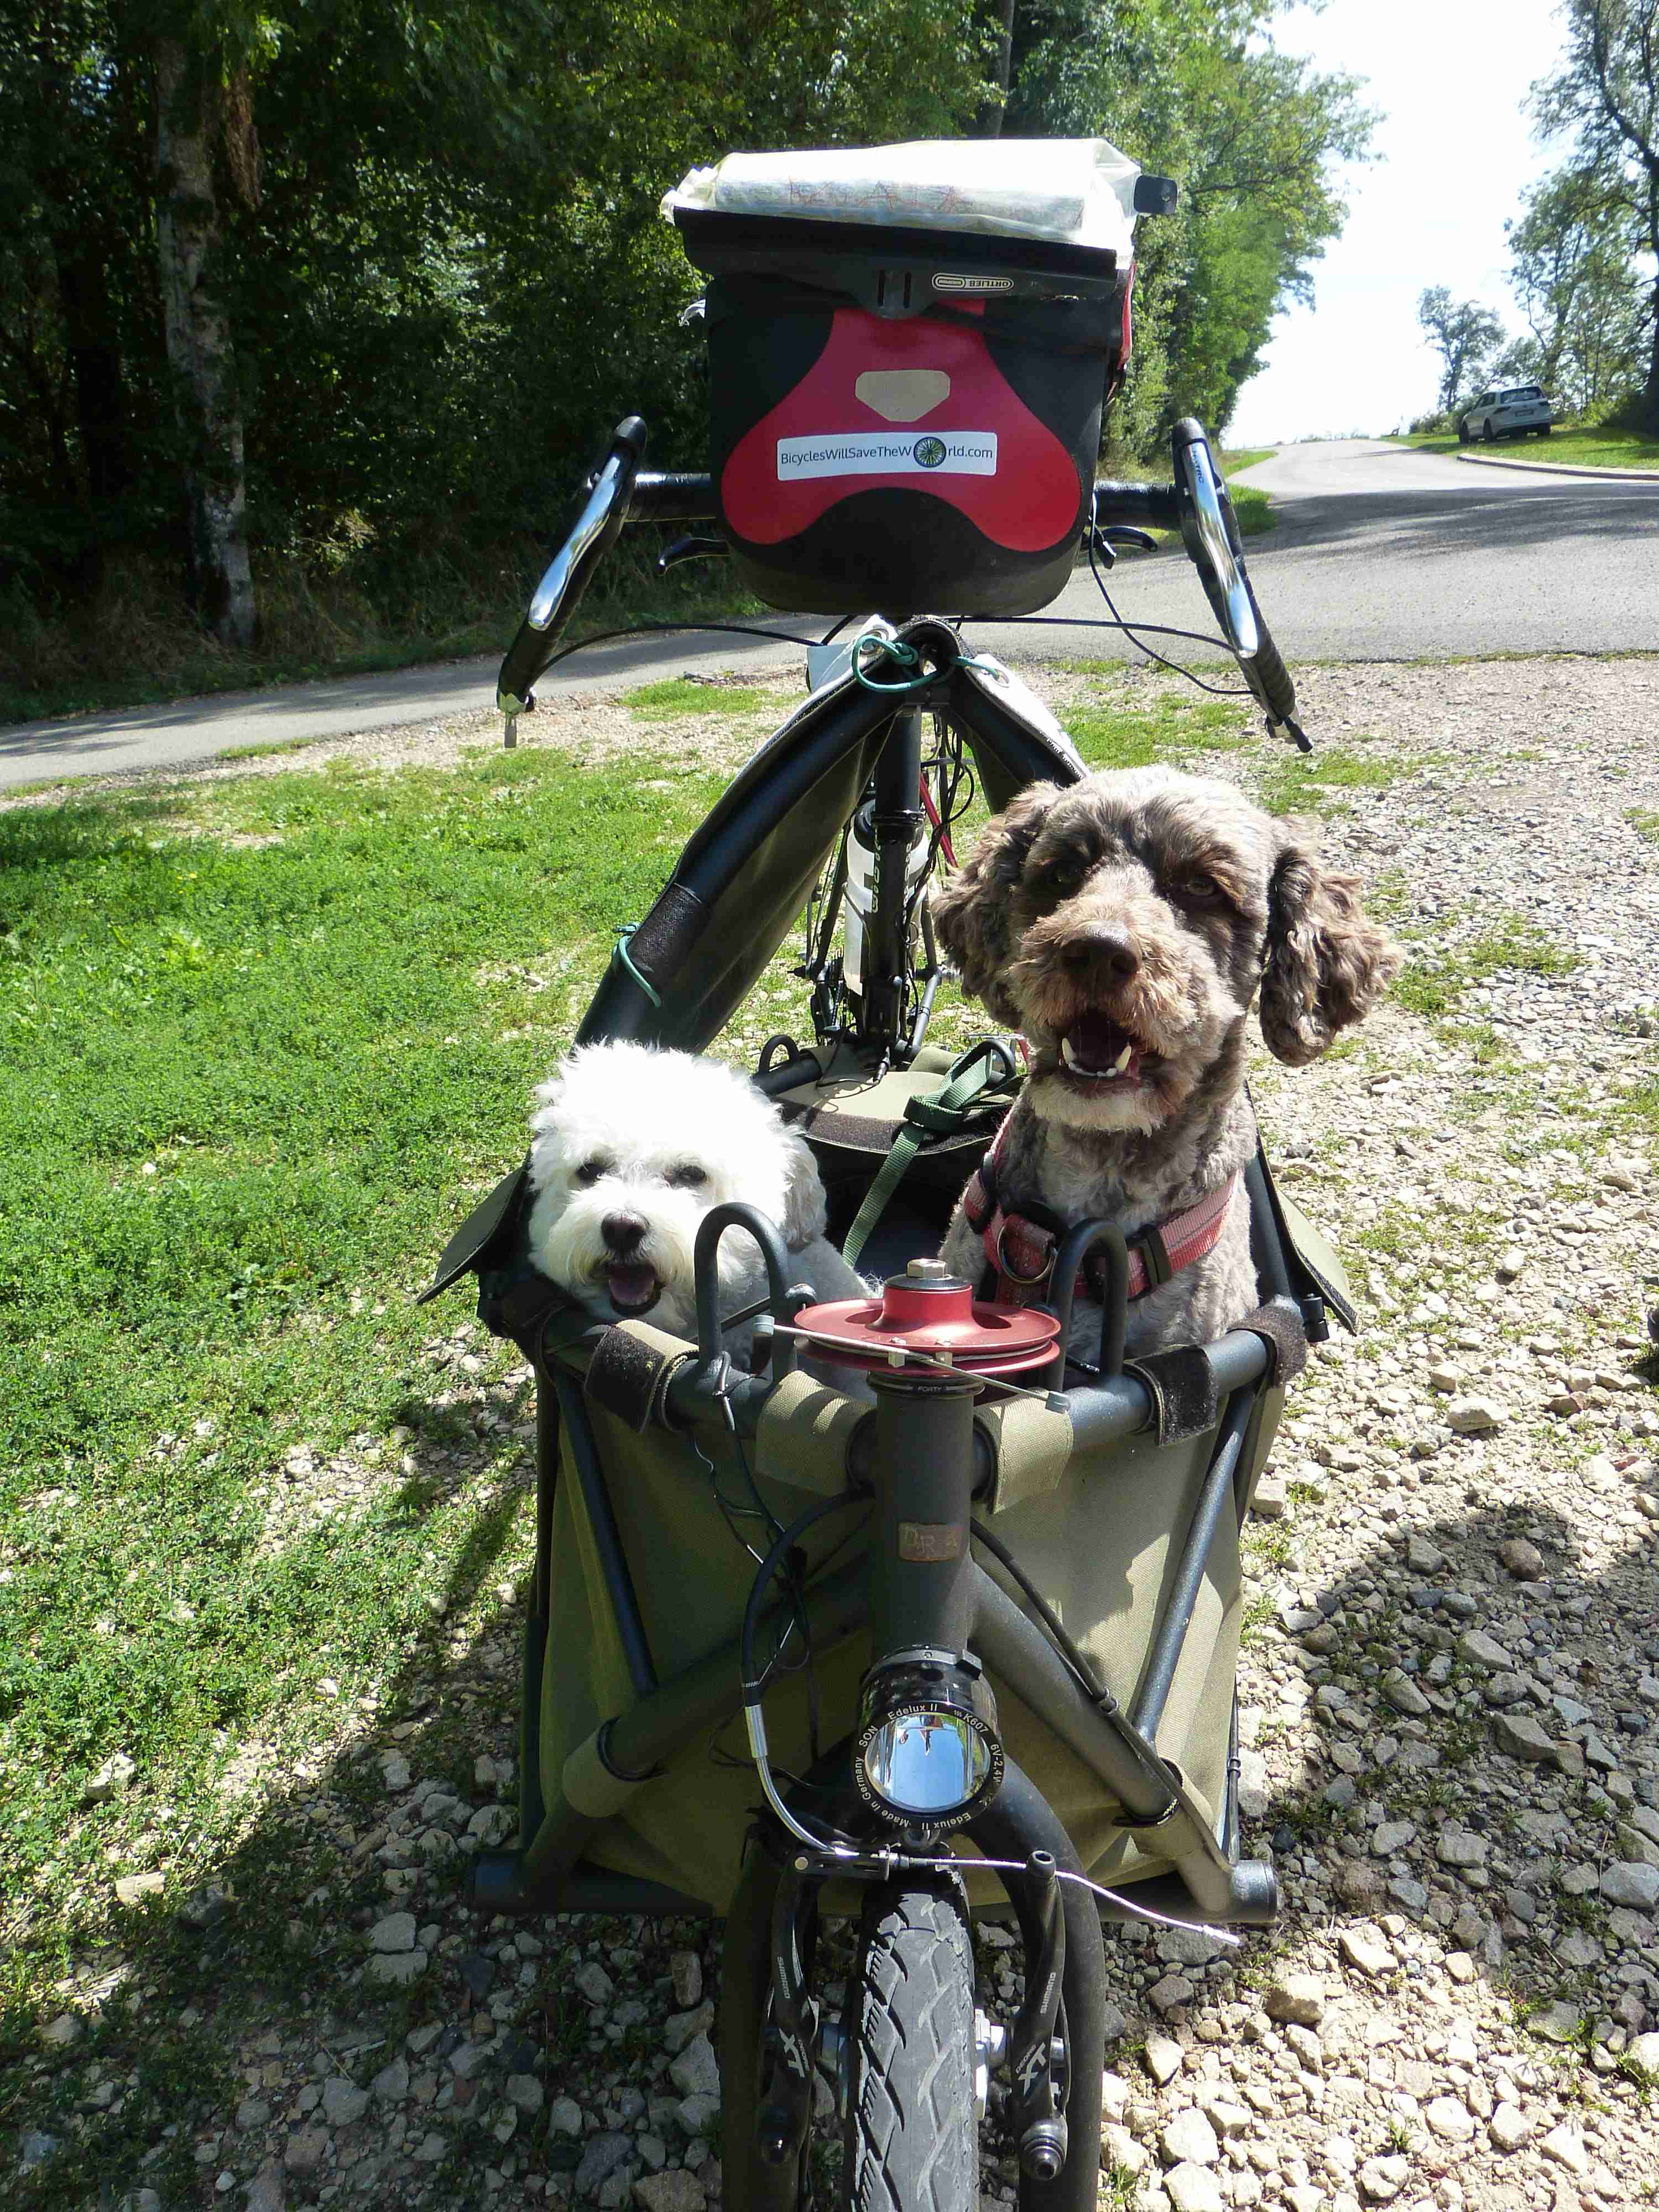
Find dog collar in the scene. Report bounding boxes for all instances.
[961,1112,1240,1310]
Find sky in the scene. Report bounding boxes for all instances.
[1228,0,1574,444]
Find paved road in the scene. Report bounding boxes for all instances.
[1090,436,1659,666]
[6,439,1657,790]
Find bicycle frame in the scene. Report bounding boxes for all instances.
[431,410,1325,2212]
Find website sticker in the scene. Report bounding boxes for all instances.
[776,432,998,481]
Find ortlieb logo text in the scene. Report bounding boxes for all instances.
[776,432,998,481]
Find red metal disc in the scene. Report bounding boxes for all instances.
[793,1270,1061,1378]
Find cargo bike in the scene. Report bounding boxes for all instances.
[422,141,1354,2212]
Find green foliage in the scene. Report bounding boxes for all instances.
[2,0,1365,699]
[1009,0,1373,448]
[1417,287,1505,413]
[1504,166,1647,418]
[1530,0,1659,433]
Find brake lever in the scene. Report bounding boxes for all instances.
[497,415,648,738]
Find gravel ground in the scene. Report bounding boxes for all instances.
[16,654,1659,2212]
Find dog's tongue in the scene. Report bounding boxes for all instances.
[1061,1011,1142,1081]
[607,1263,660,1315]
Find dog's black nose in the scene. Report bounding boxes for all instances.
[1061,925,1140,983]
[602,1211,648,1253]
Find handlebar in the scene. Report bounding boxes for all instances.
[630,471,716,523]
[495,432,719,717]
[1090,479,1180,533]
[497,417,1300,740]
[497,417,650,715]
[1092,461,1298,736]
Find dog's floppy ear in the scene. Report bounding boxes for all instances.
[779,1134,829,1251]
[1260,824,1402,1066]
[930,782,1060,1024]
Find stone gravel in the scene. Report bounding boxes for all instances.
[17,654,1659,2211]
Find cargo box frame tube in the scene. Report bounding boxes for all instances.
[479,1341,1276,1920]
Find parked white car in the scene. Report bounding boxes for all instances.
[1457,384,1554,444]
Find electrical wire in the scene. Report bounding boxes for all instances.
[530,617,838,684]
[1083,531,1255,700]
[915,1850,1245,1945]
[981,610,1256,658]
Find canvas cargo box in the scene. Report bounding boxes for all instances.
[665,141,1145,617]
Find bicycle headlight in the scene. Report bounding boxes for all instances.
[854,1650,1003,1829]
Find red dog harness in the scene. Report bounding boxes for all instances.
[962,1112,1240,1308]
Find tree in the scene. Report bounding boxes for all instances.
[1505,166,1645,415]
[1417,286,1504,413]
[0,1,160,589]
[152,30,262,649]
[3,0,1367,683]
[1532,0,1659,431]
[1004,0,1374,451]
[978,0,1018,135]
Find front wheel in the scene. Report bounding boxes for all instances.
[843,1877,979,2212]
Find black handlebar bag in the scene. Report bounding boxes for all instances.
[672,210,1132,618]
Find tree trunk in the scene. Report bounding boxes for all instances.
[153,37,255,650]
[975,0,1016,137]
[1646,181,1659,435]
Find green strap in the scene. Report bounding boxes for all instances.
[841,1040,1019,1274]
[852,627,1006,697]
[612,924,662,1009]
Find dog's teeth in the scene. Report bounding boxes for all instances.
[1062,1034,1134,1080]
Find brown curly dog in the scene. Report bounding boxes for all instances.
[931,766,1401,1357]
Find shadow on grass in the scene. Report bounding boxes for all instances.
[0,791,179,874]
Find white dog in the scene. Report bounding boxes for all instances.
[526,1041,869,1371]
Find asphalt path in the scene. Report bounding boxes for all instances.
[6,439,1657,791]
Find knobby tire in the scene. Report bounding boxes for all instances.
[842,1877,978,2212]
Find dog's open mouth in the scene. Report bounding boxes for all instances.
[1057,1011,1151,1086]
[604,1262,662,1316]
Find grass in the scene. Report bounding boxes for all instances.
[1393,917,1583,1020]
[623,675,770,720]
[1395,422,1659,469]
[215,734,327,762]
[1064,690,1258,769]
[1055,687,1422,813]
[0,739,735,2192]
[1228,485,1274,537]
[1630,808,1659,848]
[1254,743,1424,817]
[1219,448,1277,539]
